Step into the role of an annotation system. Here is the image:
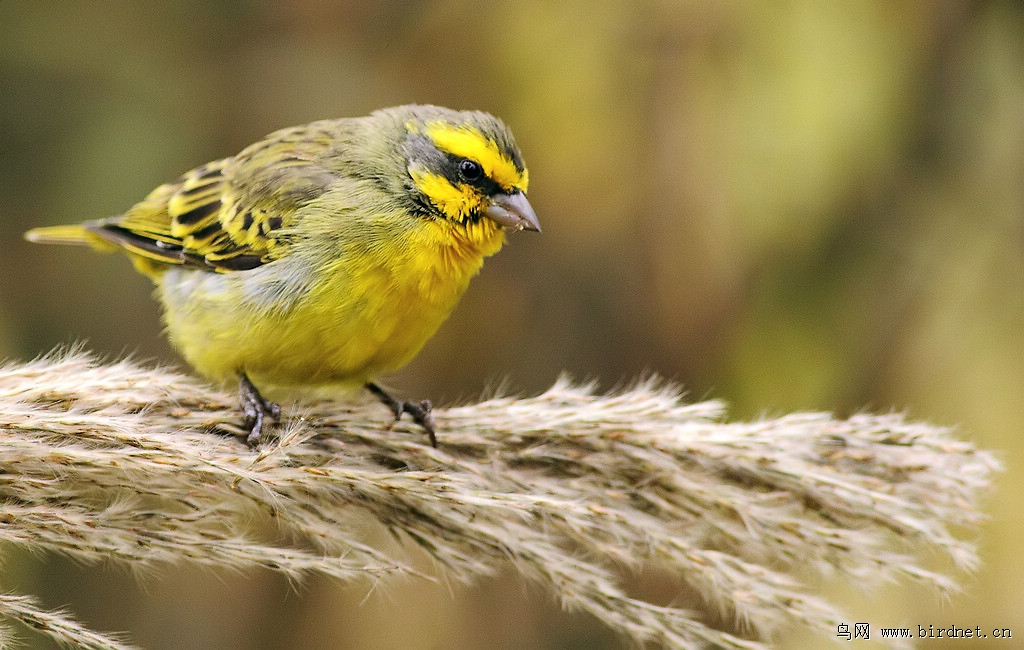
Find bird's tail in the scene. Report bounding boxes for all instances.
[24,224,116,251]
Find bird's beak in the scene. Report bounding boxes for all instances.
[485,191,541,233]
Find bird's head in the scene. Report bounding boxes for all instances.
[393,106,540,233]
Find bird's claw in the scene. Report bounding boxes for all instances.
[365,383,438,447]
[239,373,279,447]
[401,399,436,448]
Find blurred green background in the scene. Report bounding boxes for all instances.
[2,1,1023,648]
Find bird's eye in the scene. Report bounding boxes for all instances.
[458,159,483,182]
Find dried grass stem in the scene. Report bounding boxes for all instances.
[0,352,999,649]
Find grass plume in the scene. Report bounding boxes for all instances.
[0,351,1000,648]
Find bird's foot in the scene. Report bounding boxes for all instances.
[239,373,280,447]
[365,382,437,447]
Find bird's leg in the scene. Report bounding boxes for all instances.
[238,372,280,447]
[365,382,437,447]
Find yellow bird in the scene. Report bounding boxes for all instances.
[26,105,539,447]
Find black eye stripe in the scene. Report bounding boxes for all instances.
[442,156,500,194]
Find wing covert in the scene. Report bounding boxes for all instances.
[86,124,340,273]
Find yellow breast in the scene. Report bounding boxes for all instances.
[156,214,506,393]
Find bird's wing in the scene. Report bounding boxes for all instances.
[87,123,339,272]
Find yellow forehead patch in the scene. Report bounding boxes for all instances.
[422,121,528,191]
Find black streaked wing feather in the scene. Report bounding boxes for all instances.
[86,122,341,273]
